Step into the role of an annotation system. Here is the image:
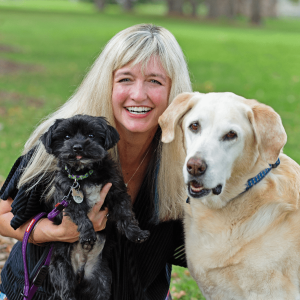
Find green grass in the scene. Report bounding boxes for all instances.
[171,266,206,299]
[0,1,300,298]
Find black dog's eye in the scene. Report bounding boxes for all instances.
[189,122,200,133]
[223,131,237,141]
[88,134,94,138]
[65,135,71,140]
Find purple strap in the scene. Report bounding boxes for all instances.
[22,212,46,299]
[22,200,69,300]
[47,199,69,222]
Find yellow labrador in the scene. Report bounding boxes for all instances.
[159,92,300,300]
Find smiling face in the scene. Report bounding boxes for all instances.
[112,56,171,136]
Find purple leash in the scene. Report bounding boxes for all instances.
[22,199,69,300]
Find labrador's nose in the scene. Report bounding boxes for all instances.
[73,144,83,153]
[187,157,207,176]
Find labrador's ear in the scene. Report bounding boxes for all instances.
[40,119,64,154]
[104,124,120,150]
[247,100,287,164]
[158,92,200,143]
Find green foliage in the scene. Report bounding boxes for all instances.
[0,2,300,298]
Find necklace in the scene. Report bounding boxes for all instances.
[125,147,150,187]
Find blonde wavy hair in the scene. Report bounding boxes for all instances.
[19,24,192,221]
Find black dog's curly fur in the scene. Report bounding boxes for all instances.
[40,114,150,300]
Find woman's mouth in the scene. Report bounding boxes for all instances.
[125,106,152,115]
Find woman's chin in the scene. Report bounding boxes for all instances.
[121,122,158,135]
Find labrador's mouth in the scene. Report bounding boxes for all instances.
[188,180,211,198]
[188,181,223,198]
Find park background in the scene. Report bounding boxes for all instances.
[0,0,300,298]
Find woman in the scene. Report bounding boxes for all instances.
[0,24,192,299]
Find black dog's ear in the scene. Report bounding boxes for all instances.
[104,125,120,150]
[40,119,64,154]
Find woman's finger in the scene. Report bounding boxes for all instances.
[89,207,108,231]
[92,182,112,212]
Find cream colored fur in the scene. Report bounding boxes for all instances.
[159,92,300,300]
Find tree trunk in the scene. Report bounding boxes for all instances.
[189,0,198,17]
[227,0,236,18]
[268,0,277,17]
[167,0,184,15]
[206,0,219,18]
[94,0,106,11]
[250,0,262,24]
[122,0,133,12]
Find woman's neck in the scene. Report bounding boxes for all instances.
[116,125,157,167]
[116,124,158,203]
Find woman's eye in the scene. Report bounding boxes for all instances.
[189,122,199,132]
[88,134,94,138]
[223,131,237,140]
[119,78,130,83]
[65,135,71,140]
[150,79,162,85]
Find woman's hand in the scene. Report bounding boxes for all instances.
[27,183,112,244]
[51,183,112,243]
[88,183,111,232]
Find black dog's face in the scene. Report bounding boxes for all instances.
[40,115,119,169]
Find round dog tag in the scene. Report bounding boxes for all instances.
[72,188,84,204]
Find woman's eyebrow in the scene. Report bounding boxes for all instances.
[114,71,133,77]
[146,73,167,81]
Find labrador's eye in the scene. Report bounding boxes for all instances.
[189,122,200,133]
[65,135,71,140]
[223,131,237,140]
[88,134,94,138]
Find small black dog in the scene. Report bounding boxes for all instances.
[40,114,150,300]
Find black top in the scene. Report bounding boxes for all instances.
[0,149,187,300]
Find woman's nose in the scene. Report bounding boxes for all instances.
[130,81,147,102]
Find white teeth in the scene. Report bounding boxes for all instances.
[126,107,152,114]
[191,186,203,193]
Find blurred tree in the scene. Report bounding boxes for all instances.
[188,0,200,17]
[250,0,262,24]
[206,0,219,18]
[206,0,237,19]
[122,0,133,11]
[167,0,184,15]
[94,0,106,10]
[227,0,237,18]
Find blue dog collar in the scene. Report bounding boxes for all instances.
[245,158,280,191]
[186,158,280,204]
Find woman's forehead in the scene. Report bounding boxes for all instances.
[114,57,169,79]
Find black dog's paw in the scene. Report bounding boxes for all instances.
[80,231,97,250]
[126,228,150,244]
[80,237,97,250]
[135,230,150,243]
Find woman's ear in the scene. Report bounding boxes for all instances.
[40,119,64,154]
[158,92,200,143]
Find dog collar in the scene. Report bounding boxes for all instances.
[65,166,94,181]
[245,158,280,191]
[186,158,280,204]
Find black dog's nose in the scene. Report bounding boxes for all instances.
[73,144,83,152]
[187,157,207,176]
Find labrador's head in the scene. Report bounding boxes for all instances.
[159,92,287,209]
